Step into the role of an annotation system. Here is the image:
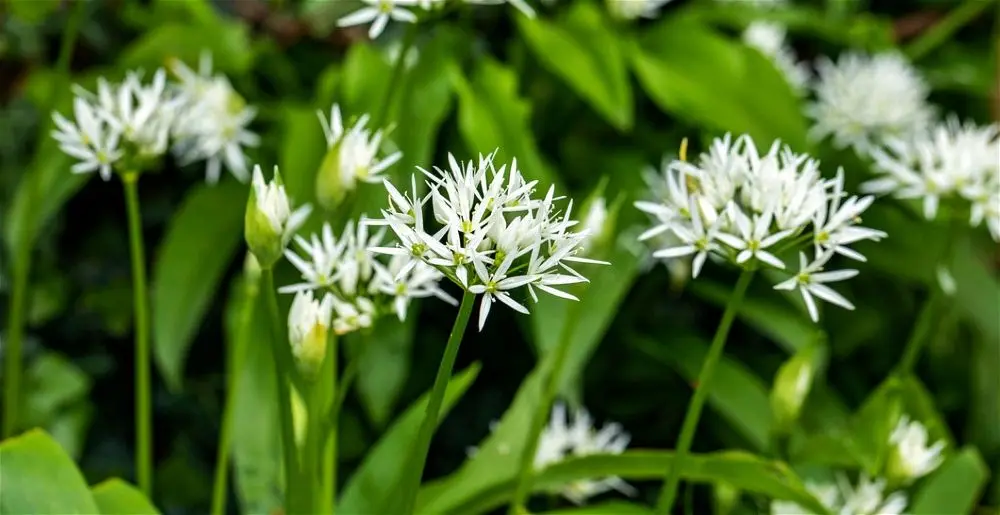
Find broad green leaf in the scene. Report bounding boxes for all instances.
[0,429,99,514]
[278,104,328,205]
[91,479,160,515]
[118,21,254,74]
[789,432,863,469]
[771,340,824,435]
[517,1,633,130]
[152,181,247,391]
[634,336,772,451]
[340,43,393,118]
[424,451,830,514]
[540,501,655,514]
[23,352,92,458]
[351,314,418,427]
[452,58,557,186]
[338,363,482,515]
[898,375,955,447]
[8,0,61,23]
[850,377,903,476]
[629,18,808,149]
[909,447,989,515]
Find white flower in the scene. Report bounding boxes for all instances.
[771,475,907,515]
[282,222,346,294]
[535,402,635,505]
[771,481,840,515]
[245,165,312,266]
[578,196,608,252]
[715,205,792,269]
[774,251,858,322]
[370,150,609,330]
[606,0,673,20]
[371,255,458,321]
[287,290,334,375]
[331,295,376,335]
[814,169,886,262]
[315,104,402,209]
[337,0,420,40]
[864,118,1000,240]
[51,96,123,180]
[464,0,536,18]
[651,196,720,278]
[807,52,934,156]
[887,415,945,483]
[169,53,259,184]
[97,69,177,161]
[743,21,810,94]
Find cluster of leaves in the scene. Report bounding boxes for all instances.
[1,0,997,514]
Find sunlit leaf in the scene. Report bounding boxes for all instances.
[91,479,160,515]
[909,447,988,515]
[0,429,99,514]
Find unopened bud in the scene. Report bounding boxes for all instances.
[288,291,334,378]
[245,165,311,268]
[770,344,819,435]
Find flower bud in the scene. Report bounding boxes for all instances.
[770,343,820,435]
[245,165,311,268]
[885,415,945,486]
[288,291,334,378]
[315,141,349,211]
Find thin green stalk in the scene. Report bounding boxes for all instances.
[320,332,338,515]
[905,0,994,60]
[3,0,86,439]
[896,291,940,374]
[656,270,755,514]
[122,173,152,496]
[398,291,476,515]
[509,299,583,513]
[210,269,261,515]
[371,25,418,129]
[262,268,300,513]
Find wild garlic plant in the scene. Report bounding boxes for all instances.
[338,0,535,39]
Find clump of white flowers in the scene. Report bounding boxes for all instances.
[315,104,402,210]
[886,415,945,485]
[281,218,456,335]
[339,0,534,40]
[865,118,1000,241]
[169,53,259,184]
[771,475,907,515]
[534,402,635,505]
[636,134,886,322]
[606,0,673,20]
[287,290,335,376]
[51,56,258,184]
[245,165,313,268]
[743,21,810,95]
[807,52,934,156]
[369,150,609,330]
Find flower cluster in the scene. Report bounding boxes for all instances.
[864,117,1000,241]
[534,403,635,504]
[282,218,456,335]
[315,104,402,210]
[52,57,257,184]
[886,415,946,485]
[370,150,609,330]
[806,52,934,156]
[338,0,535,40]
[636,134,886,322]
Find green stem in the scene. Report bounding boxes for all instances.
[320,332,338,515]
[896,291,940,374]
[508,299,583,513]
[905,0,994,60]
[2,0,86,439]
[263,269,300,513]
[656,270,755,515]
[122,173,153,497]
[398,291,476,515]
[371,25,418,129]
[210,267,260,515]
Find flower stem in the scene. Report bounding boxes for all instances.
[371,24,418,129]
[398,291,476,515]
[896,291,940,374]
[122,173,153,497]
[508,299,584,513]
[905,0,994,61]
[210,268,260,515]
[319,332,338,515]
[262,268,300,513]
[2,0,86,439]
[655,269,755,514]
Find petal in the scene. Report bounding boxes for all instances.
[477,294,493,331]
[495,292,530,314]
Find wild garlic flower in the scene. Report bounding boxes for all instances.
[865,118,1000,241]
[51,96,122,180]
[288,291,335,376]
[743,21,810,95]
[337,0,420,39]
[636,135,884,321]
[280,219,455,335]
[169,53,259,184]
[535,402,635,505]
[606,0,673,20]
[315,104,402,210]
[807,52,934,156]
[370,150,609,330]
[774,251,859,322]
[771,475,907,515]
[886,415,945,484]
[245,165,313,267]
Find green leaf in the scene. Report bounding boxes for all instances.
[0,429,99,514]
[909,447,989,515]
[351,315,418,427]
[3,151,87,260]
[278,103,328,204]
[898,375,955,447]
[23,352,92,458]
[540,501,655,514]
[338,363,482,515]
[118,21,254,74]
[452,57,557,186]
[8,0,61,23]
[850,377,903,476]
[91,479,160,515]
[634,336,772,451]
[629,18,807,149]
[425,451,829,514]
[517,1,633,130]
[340,43,393,117]
[771,339,824,435]
[152,181,247,391]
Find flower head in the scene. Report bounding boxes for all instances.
[245,165,312,267]
[865,118,1000,240]
[315,104,402,209]
[807,52,934,156]
[535,402,635,504]
[337,0,420,40]
[370,150,609,330]
[288,291,335,376]
[771,474,907,515]
[886,415,945,484]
